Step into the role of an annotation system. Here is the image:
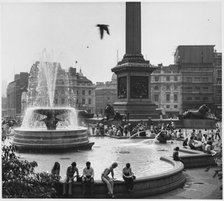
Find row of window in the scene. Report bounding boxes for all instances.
[54,98,92,105]
[153,76,179,82]
[77,98,92,105]
[77,90,92,96]
[185,76,209,83]
[154,94,178,102]
[184,86,211,91]
[55,89,93,96]
[153,85,179,91]
[185,96,210,101]
[166,105,178,109]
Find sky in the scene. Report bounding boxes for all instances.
[1,0,222,96]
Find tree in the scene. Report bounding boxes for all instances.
[2,143,59,198]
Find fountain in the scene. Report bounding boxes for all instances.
[13,51,94,152]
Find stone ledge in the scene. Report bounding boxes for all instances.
[180,148,217,168]
[55,156,186,198]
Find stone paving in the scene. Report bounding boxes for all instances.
[146,166,222,199]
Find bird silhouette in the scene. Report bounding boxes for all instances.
[96,24,110,39]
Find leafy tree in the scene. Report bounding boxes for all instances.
[2,143,60,198]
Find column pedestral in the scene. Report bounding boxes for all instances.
[111,55,160,120]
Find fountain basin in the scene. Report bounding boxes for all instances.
[13,128,94,152]
[54,156,185,198]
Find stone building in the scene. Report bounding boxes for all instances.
[2,96,7,117]
[174,45,216,113]
[151,64,182,118]
[213,52,222,118]
[24,62,95,114]
[95,73,117,115]
[71,68,96,113]
[6,72,29,118]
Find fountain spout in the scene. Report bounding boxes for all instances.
[34,109,65,130]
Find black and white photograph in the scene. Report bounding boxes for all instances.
[1,0,222,199]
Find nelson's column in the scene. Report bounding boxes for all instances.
[111,2,160,119]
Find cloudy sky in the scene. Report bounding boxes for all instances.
[1,0,222,96]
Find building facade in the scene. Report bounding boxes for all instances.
[95,73,117,115]
[213,52,222,118]
[174,45,216,113]
[24,62,96,114]
[2,96,7,117]
[151,64,182,118]
[73,69,96,113]
[6,72,29,118]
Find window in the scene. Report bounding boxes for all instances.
[166,105,170,108]
[194,77,201,82]
[89,90,91,95]
[203,87,209,91]
[82,98,85,104]
[77,90,79,95]
[155,76,159,82]
[195,97,200,100]
[166,94,170,102]
[186,77,192,82]
[174,84,178,90]
[174,94,178,102]
[187,97,192,100]
[82,90,85,95]
[217,78,221,84]
[61,98,65,104]
[174,105,178,109]
[88,99,91,105]
[202,77,209,82]
[186,87,193,91]
[217,88,222,94]
[154,85,159,90]
[154,94,159,102]
[166,76,170,81]
[203,97,208,101]
[166,85,170,90]
[195,86,200,91]
[174,76,178,81]
[217,70,221,75]
[54,99,58,104]
[164,70,171,74]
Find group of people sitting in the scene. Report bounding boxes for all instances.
[51,161,136,198]
[182,129,221,156]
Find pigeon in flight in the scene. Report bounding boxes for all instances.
[96,24,110,39]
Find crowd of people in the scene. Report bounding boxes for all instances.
[182,128,221,156]
[91,121,150,138]
[50,161,135,198]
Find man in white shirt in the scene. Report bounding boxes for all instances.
[82,161,94,196]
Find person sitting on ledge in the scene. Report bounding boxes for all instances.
[51,161,61,180]
[204,141,217,156]
[188,136,196,150]
[122,163,136,192]
[188,136,202,151]
[63,162,79,196]
[183,138,188,148]
[173,147,184,163]
[101,162,118,198]
[82,161,94,196]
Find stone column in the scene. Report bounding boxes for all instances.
[126,2,141,55]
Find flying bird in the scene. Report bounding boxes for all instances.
[96,24,110,39]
